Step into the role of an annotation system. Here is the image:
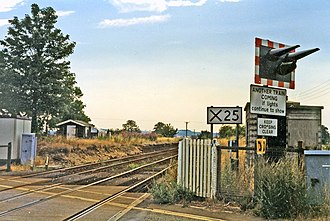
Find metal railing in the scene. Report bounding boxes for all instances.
[0,142,12,172]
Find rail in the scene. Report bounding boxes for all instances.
[64,162,174,220]
[0,153,177,217]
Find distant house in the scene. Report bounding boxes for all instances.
[56,119,95,138]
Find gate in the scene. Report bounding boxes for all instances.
[177,138,218,198]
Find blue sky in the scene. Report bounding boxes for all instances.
[0,0,329,131]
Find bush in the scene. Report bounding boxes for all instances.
[151,181,195,205]
[253,157,310,219]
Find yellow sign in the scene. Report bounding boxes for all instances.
[256,138,267,154]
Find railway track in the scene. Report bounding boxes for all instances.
[0,148,177,220]
[64,165,172,221]
[0,148,176,192]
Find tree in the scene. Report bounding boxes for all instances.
[0,4,89,133]
[122,120,141,133]
[153,122,177,137]
[238,125,246,137]
[198,130,211,139]
[219,125,235,138]
[321,125,329,145]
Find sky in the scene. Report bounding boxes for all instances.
[0,0,329,132]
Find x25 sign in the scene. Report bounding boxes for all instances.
[207,107,242,124]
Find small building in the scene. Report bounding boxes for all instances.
[56,119,95,138]
[244,102,323,165]
[0,117,31,163]
[287,102,323,149]
[245,102,323,149]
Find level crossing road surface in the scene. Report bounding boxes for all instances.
[0,177,265,221]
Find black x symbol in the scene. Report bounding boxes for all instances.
[210,109,222,122]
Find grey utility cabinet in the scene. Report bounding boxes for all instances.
[304,150,330,205]
[20,133,37,165]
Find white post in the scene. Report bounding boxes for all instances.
[177,141,183,185]
[207,140,212,197]
[196,139,201,196]
[184,138,190,189]
[211,141,218,199]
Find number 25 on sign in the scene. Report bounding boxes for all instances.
[256,138,267,155]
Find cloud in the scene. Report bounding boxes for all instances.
[99,14,171,27]
[111,0,167,13]
[218,0,240,2]
[0,0,24,12]
[110,0,207,13]
[56,10,75,17]
[167,0,207,7]
[0,19,9,27]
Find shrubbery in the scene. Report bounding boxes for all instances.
[151,181,195,204]
[253,158,310,219]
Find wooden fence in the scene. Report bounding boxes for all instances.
[177,139,218,198]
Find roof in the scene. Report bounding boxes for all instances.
[56,119,94,127]
[304,150,330,156]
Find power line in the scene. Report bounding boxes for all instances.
[297,79,330,96]
[292,79,330,100]
[297,87,330,101]
[296,84,330,99]
[299,90,330,103]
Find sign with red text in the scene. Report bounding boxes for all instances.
[250,84,286,116]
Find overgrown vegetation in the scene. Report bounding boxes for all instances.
[219,155,330,220]
[253,157,310,219]
[151,181,195,205]
[150,160,196,205]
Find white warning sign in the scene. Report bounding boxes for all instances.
[258,118,278,137]
[250,84,286,116]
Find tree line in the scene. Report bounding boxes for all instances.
[108,120,178,138]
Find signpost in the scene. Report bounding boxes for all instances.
[207,106,242,171]
[207,107,242,124]
[250,84,286,116]
[258,118,278,136]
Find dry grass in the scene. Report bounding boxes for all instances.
[38,135,179,150]
[36,135,179,167]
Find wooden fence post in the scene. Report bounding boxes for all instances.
[6,142,11,172]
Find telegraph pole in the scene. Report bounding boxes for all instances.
[185,122,189,137]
